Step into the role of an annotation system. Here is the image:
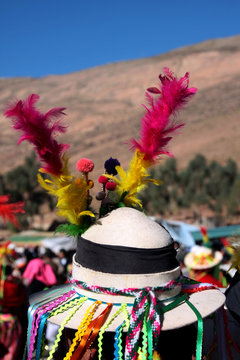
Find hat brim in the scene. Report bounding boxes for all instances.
[184,251,223,270]
[31,284,225,331]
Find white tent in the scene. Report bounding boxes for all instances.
[41,236,77,254]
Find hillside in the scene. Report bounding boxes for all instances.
[0,34,240,185]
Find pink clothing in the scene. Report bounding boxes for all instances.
[23,258,56,286]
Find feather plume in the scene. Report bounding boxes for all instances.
[228,236,240,273]
[0,195,24,229]
[37,158,95,225]
[131,68,197,162]
[5,94,69,175]
[229,244,240,273]
[105,150,161,208]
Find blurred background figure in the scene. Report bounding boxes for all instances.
[224,240,240,357]
[0,242,26,360]
[22,248,57,297]
[184,245,226,288]
[59,248,68,269]
[42,247,66,284]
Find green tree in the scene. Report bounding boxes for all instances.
[179,154,210,207]
[3,152,55,228]
[139,154,239,221]
[228,175,240,215]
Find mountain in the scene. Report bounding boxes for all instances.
[0,34,240,185]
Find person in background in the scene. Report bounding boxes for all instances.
[42,248,66,284]
[22,250,57,297]
[59,248,68,269]
[224,242,240,357]
[0,253,27,360]
[184,245,226,288]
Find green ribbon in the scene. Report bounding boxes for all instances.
[186,300,203,360]
[143,294,203,360]
[142,303,149,360]
[0,263,6,300]
[147,320,153,360]
[160,293,188,314]
[146,294,188,359]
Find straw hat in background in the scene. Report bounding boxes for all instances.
[184,245,223,270]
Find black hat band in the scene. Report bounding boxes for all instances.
[75,237,179,274]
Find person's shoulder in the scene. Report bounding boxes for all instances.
[26,257,43,268]
[30,257,43,263]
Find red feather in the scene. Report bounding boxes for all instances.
[0,195,24,229]
[5,94,69,175]
[131,68,197,162]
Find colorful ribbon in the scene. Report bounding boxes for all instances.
[63,300,101,360]
[98,303,130,360]
[28,290,75,360]
[24,276,217,360]
[47,296,87,360]
[71,276,215,360]
[71,302,113,360]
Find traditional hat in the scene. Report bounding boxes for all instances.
[184,245,223,270]
[6,68,225,360]
[52,207,225,327]
[26,208,225,360]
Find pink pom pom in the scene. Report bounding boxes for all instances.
[76,158,94,173]
[98,175,108,184]
[105,182,116,191]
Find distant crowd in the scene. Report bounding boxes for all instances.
[0,243,74,360]
[1,238,240,359]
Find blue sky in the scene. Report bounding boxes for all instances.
[0,0,239,78]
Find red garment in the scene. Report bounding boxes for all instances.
[196,273,223,288]
[0,275,25,360]
[0,275,25,311]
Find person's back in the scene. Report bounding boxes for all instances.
[23,257,57,296]
[0,273,25,313]
[0,265,27,360]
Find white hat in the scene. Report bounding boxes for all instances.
[28,208,225,360]
[43,208,225,333]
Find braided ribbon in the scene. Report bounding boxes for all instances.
[71,276,216,360]
[71,277,182,360]
[125,288,160,360]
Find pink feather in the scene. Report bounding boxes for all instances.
[5,94,69,175]
[131,68,197,162]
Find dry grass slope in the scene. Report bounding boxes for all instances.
[0,34,240,183]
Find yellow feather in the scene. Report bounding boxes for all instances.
[106,150,161,208]
[153,350,162,360]
[37,157,94,225]
[229,244,240,273]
